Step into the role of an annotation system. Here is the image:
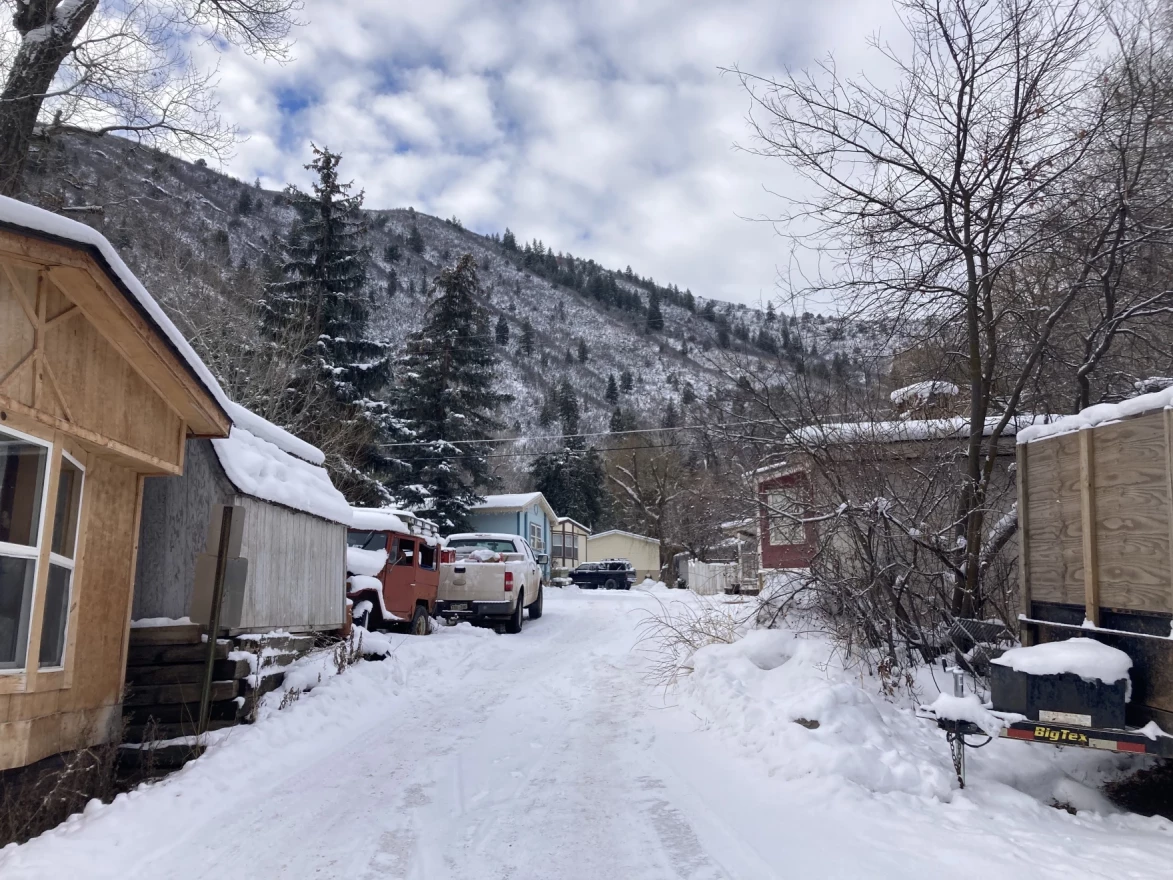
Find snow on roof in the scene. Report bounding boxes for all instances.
[555,516,591,532]
[889,381,959,405]
[1017,386,1173,444]
[0,195,229,422]
[211,426,351,525]
[471,492,556,521]
[222,401,324,466]
[794,414,1049,446]
[588,529,661,545]
[992,638,1133,692]
[351,507,441,540]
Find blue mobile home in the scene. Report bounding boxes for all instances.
[465,493,556,578]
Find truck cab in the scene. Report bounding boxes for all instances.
[346,509,450,635]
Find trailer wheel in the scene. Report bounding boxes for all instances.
[529,585,544,619]
[506,590,525,634]
[409,604,432,636]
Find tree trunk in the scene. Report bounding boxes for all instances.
[0,0,99,196]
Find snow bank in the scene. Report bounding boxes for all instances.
[992,638,1133,689]
[636,578,669,591]
[1018,386,1173,444]
[220,400,324,466]
[130,616,192,628]
[889,381,959,405]
[212,426,351,524]
[346,546,387,577]
[468,548,502,562]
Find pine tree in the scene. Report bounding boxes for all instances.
[577,338,589,363]
[610,407,636,433]
[702,300,717,322]
[519,318,535,357]
[530,378,608,527]
[236,188,253,216]
[662,400,679,429]
[765,301,777,322]
[682,382,696,405]
[646,289,664,332]
[619,369,634,394]
[408,223,425,254]
[557,378,580,435]
[605,373,619,405]
[262,145,395,504]
[502,228,518,251]
[392,255,508,531]
[495,314,510,346]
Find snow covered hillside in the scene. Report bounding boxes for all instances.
[20,134,890,444]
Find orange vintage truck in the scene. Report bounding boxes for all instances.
[345,508,451,636]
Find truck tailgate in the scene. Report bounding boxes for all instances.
[438,562,510,602]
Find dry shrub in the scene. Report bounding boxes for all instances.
[1104,759,1173,820]
[635,596,748,689]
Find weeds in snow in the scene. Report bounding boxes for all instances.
[635,596,748,689]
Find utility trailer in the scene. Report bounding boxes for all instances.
[938,391,1173,780]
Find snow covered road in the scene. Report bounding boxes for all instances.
[4,588,1173,879]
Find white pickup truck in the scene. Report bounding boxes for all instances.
[435,533,546,633]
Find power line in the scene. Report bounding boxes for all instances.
[387,441,693,463]
[377,419,779,449]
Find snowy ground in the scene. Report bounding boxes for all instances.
[4,589,1173,879]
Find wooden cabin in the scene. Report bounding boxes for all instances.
[0,198,230,771]
[134,406,351,634]
[1017,393,1173,729]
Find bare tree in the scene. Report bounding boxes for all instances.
[0,0,302,195]
[730,0,1156,617]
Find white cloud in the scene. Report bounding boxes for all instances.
[208,0,903,306]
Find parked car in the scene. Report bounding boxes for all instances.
[571,559,636,590]
[346,511,450,635]
[436,533,547,632]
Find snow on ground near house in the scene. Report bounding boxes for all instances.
[992,638,1134,687]
[5,592,1173,880]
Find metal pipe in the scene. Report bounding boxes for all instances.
[198,505,234,736]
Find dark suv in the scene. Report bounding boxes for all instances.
[571,559,636,590]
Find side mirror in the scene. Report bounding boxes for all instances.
[537,554,549,565]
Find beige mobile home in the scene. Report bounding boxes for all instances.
[586,530,660,581]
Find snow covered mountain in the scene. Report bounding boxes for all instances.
[21,134,889,456]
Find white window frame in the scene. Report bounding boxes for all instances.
[767,489,807,547]
[0,424,54,675]
[39,448,85,671]
[529,521,544,554]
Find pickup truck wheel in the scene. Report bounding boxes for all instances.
[410,604,432,636]
[529,585,544,619]
[604,578,619,590]
[506,590,525,634]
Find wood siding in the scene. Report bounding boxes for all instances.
[237,495,345,633]
[1021,412,1173,615]
[134,439,234,620]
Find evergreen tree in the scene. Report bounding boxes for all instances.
[408,223,425,254]
[619,369,634,393]
[609,407,636,433]
[530,378,608,527]
[702,300,717,322]
[577,338,589,363]
[765,301,777,322]
[605,373,619,405]
[682,382,696,405]
[646,289,664,332]
[262,145,395,504]
[662,400,679,429]
[236,188,253,216]
[520,318,536,356]
[684,290,696,312]
[557,378,580,434]
[495,314,510,346]
[393,255,508,531]
[502,228,518,251]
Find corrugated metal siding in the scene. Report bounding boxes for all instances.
[236,496,345,632]
[133,438,234,620]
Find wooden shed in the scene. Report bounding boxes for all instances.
[0,197,230,771]
[1017,392,1173,729]
[133,405,351,634]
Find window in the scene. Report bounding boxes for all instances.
[529,522,544,553]
[552,533,564,557]
[570,535,579,562]
[396,539,416,566]
[347,530,387,551]
[448,538,518,554]
[0,428,49,672]
[418,542,436,570]
[767,488,807,546]
[40,455,83,668]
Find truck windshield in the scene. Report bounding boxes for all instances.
[347,530,385,551]
[448,538,518,554]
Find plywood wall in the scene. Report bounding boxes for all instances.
[1022,412,1173,615]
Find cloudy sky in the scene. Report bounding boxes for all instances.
[206,0,900,307]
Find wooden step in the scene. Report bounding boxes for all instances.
[127,641,229,666]
[124,700,242,725]
[128,624,202,646]
[125,659,251,687]
[124,680,237,707]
